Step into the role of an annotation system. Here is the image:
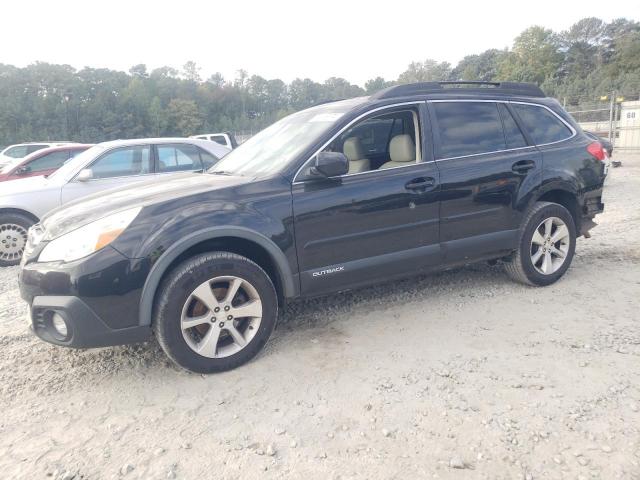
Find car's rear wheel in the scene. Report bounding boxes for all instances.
[0,213,34,267]
[504,201,576,286]
[153,252,277,373]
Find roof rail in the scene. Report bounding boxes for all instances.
[370,81,545,100]
[312,98,345,107]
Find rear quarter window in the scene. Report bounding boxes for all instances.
[512,104,573,145]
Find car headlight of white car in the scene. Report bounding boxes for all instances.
[38,207,142,263]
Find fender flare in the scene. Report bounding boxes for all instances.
[535,181,579,197]
[526,181,579,211]
[138,226,296,326]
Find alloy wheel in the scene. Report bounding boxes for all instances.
[180,276,263,358]
[530,216,570,275]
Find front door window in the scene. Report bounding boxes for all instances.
[89,146,151,179]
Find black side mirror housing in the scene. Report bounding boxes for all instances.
[311,151,349,178]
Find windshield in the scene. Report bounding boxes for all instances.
[47,145,105,180]
[3,145,29,158]
[209,98,367,176]
[2,148,48,173]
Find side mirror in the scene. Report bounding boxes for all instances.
[311,152,349,178]
[76,168,93,182]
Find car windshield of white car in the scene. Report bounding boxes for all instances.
[46,145,105,180]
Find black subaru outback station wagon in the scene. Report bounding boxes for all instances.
[19,82,607,373]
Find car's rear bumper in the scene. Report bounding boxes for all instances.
[580,183,605,237]
[27,296,151,348]
[583,195,604,217]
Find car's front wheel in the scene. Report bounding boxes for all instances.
[504,201,576,286]
[0,212,34,267]
[153,252,278,373]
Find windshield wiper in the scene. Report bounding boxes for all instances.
[209,170,236,176]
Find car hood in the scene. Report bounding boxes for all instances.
[42,172,252,240]
[0,175,54,196]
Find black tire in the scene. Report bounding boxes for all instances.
[0,212,35,267]
[504,201,576,286]
[153,252,278,373]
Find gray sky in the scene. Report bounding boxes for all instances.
[2,0,638,86]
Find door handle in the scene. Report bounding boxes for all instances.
[512,160,536,174]
[405,177,435,191]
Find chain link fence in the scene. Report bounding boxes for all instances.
[565,93,640,154]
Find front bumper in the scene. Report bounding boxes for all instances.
[20,245,152,348]
[28,296,150,348]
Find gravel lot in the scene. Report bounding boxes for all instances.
[1,157,639,480]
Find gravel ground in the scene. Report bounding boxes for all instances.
[1,157,639,480]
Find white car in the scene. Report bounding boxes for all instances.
[0,137,229,266]
[0,142,76,169]
[189,132,238,150]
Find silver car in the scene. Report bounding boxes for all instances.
[0,138,229,266]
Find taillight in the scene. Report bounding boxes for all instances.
[587,141,606,161]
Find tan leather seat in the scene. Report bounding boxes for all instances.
[343,137,370,174]
[379,134,416,170]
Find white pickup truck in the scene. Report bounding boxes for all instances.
[189,132,238,150]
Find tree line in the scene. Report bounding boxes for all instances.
[0,17,638,146]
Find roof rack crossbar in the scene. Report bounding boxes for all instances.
[370,81,545,100]
[439,81,501,87]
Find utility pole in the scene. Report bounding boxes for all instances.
[63,92,72,140]
[608,90,616,143]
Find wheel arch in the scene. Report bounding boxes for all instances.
[533,186,581,232]
[138,227,296,327]
[0,207,40,223]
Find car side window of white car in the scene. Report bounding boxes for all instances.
[87,146,152,179]
[156,144,203,173]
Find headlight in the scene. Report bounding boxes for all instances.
[38,207,142,263]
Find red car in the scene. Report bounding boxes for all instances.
[0,144,93,182]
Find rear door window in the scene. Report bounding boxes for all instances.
[433,102,506,158]
[157,144,203,173]
[498,103,528,149]
[511,104,573,145]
